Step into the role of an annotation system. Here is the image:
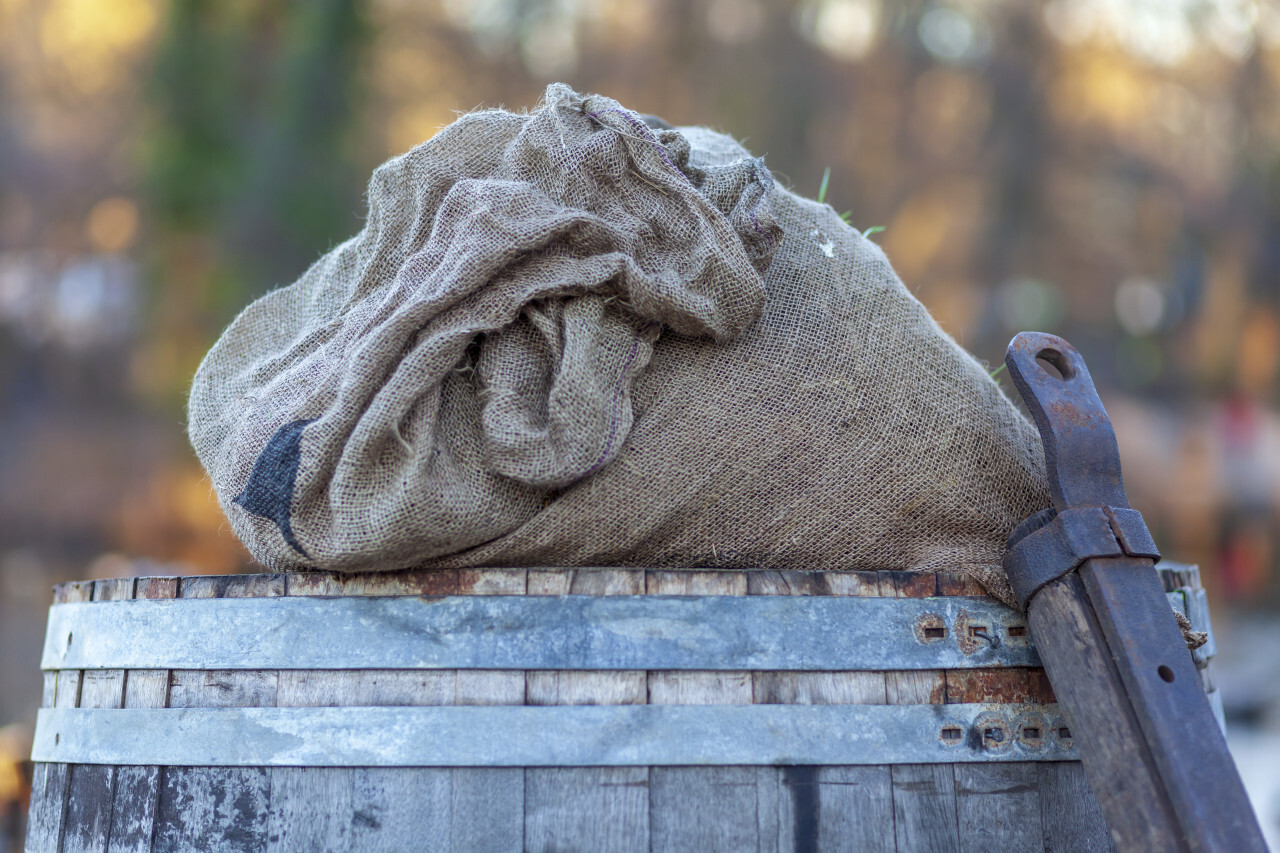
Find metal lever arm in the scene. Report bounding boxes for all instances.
[1004,332,1264,853]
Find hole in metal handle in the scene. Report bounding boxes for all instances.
[924,626,945,640]
[941,727,962,742]
[1058,726,1072,741]
[1034,348,1074,381]
[1158,665,1175,683]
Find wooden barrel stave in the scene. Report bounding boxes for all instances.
[23,566,1211,851]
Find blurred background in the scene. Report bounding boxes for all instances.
[2,0,1280,845]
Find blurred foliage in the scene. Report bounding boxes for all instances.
[1,0,1280,606]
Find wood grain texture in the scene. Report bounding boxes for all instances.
[1028,573,1179,851]
[27,580,94,852]
[151,767,271,853]
[524,767,649,853]
[1039,762,1114,852]
[34,567,1174,851]
[267,767,355,852]
[350,769,452,853]
[152,586,279,853]
[650,767,762,853]
[891,764,959,853]
[62,644,125,853]
[955,763,1042,853]
[451,769,523,851]
[804,766,894,852]
[645,570,747,595]
[108,567,175,853]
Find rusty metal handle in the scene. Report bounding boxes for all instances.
[1004,331,1264,853]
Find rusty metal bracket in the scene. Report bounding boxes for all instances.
[1005,505,1160,609]
[1004,331,1264,852]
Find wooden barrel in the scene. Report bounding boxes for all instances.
[27,565,1220,852]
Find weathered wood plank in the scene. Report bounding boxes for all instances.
[646,570,747,595]
[107,572,177,853]
[457,568,526,595]
[755,767,781,853]
[136,576,179,600]
[1027,574,1179,851]
[286,568,459,597]
[152,601,278,853]
[747,570,832,596]
[954,763,1042,853]
[945,669,1034,704]
[168,671,279,709]
[62,659,125,853]
[649,671,752,705]
[179,573,285,598]
[804,766,895,852]
[26,763,70,853]
[350,769,453,853]
[651,767,761,852]
[527,671,647,705]
[277,670,457,707]
[936,572,986,597]
[524,767,649,853]
[1039,762,1114,852]
[451,769,523,851]
[752,672,888,705]
[151,767,271,853]
[825,571,887,597]
[29,581,94,852]
[891,764,959,852]
[266,767,354,852]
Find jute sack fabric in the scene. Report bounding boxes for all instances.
[188,83,1050,606]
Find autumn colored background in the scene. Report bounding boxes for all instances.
[3,0,1280,845]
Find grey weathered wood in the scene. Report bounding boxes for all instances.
[891,764,959,852]
[1039,762,1114,852]
[152,587,277,853]
[451,769,523,851]
[350,769,453,853]
[31,566,1221,852]
[108,574,176,853]
[524,767,648,853]
[107,767,162,853]
[179,573,285,599]
[651,767,761,852]
[168,670,279,709]
[955,763,1043,853]
[792,766,894,852]
[755,767,781,853]
[63,638,126,853]
[1028,574,1179,851]
[151,767,271,852]
[26,762,70,853]
[27,580,94,853]
[267,767,355,852]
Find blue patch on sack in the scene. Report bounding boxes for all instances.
[233,419,315,558]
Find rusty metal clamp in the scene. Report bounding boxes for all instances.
[1003,332,1264,852]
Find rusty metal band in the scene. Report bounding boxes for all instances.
[31,703,1081,767]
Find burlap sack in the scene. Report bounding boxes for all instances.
[188,83,1050,606]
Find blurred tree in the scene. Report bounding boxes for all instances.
[142,0,370,401]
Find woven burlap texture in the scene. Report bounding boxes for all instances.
[188,83,1050,606]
